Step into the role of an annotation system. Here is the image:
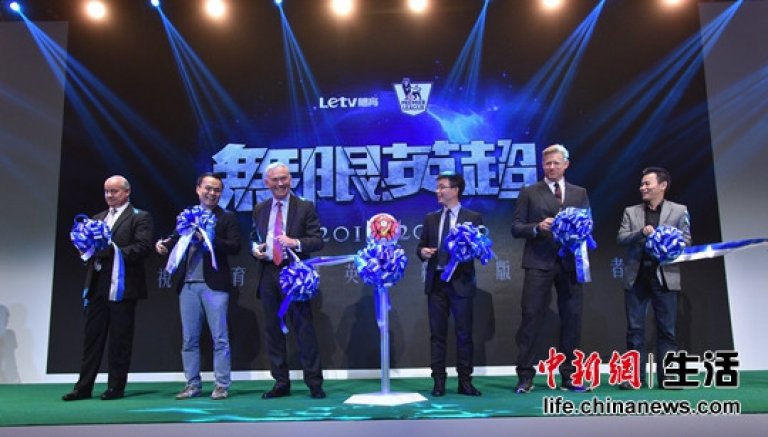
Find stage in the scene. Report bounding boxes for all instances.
[2,373,767,435]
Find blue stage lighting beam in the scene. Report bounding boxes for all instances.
[439,0,489,106]
[567,1,743,213]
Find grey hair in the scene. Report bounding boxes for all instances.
[542,144,570,162]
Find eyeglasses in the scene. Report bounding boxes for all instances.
[436,185,456,191]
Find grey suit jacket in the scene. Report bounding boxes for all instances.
[250,193,324,296]
[616,200,691,291]
[511,180,590,271]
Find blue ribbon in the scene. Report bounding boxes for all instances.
[665,238,768,264]
[69,214,124,305]
[552,208,597,283]
[440,223,495,282]
[165,206,217,274]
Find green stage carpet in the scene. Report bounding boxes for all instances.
[1,372,767,427]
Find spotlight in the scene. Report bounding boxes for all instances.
[541,0,564,11]
[9,1,21,13]
[274,0,283,5]
[150,0,160,8]
[85,1,107,20]
[661,0,685,8]
[330,0,354,17]
[205,0,226,19]
[407,0,428,14]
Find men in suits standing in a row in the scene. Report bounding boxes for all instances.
[156,172,241,400]
[63,176,154,401]
[417,171,483,397]
[251,162,326,399]
[617,167,690,389]
[511,144,591,394]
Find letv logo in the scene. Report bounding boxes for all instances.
[318,96,379,109]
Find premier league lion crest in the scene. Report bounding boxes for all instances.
[393,77,433,116]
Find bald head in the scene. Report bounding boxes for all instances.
[104,175,131,208]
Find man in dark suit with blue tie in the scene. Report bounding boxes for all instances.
[511,144,591,394]
[417,171,483,397]
[251,162,326,399]
[63,175,154,401]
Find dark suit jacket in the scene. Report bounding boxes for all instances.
[416,206,483,297]
[250,194,324,296]
[83,204,154,301]
[617,200,691,291]
[511,180,590,271]
[166,205,241,293]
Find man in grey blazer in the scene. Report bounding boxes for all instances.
[251,162,326,399]
[512,144,591,394]
[617,167,690,389]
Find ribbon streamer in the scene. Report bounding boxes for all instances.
[165,206,218,274]
[666,238,768,264]
[440,223,495,282]
[551,208,597,283]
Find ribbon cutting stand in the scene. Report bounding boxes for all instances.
[344,285,426,406]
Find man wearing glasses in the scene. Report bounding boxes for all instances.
[417,171,484,397]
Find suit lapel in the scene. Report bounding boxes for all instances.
[110,205,132,233]
[536,181,561,215]
[286,195,298,236]
[659,203,673,226]
[260,199,272,239]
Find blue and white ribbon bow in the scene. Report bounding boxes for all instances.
[165,206,217,274]
[441,223,495,282]
[277,249,321,334]
[70,214,125,304]
[552,207,598,283]
[354,241,408,327]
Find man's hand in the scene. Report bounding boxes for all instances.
[420,247,437,259]
[642,225,655,237]
[251,242,268,260]
[155,238,170,255]
[538,217,555,232]
[276,234,299,249]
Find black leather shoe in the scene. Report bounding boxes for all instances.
[262,385,291,399]
[458,380,482,396]
[561,381,591,393]
[309,387,326,399]
[515,380,533,394]
[431,378,446,397]
[62,390,91,401]
[100,388,124,400]
[619,381,641,390]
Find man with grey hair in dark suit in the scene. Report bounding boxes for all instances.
[251,162,326,399]
[511,144,591,394]
[617,167,690,389]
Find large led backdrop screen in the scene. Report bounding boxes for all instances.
[19,0,761,376]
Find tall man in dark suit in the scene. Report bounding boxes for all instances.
[417,171,483,397]
[63,175,153,401]
[251,162,326,399]
[155,172,241,400]
[617,167,690,389]
[512,144,591,394]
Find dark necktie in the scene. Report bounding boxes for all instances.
[106,208,118,229]
[273,201,283,265]
[553,182,562,205]
[437,209,452,268]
